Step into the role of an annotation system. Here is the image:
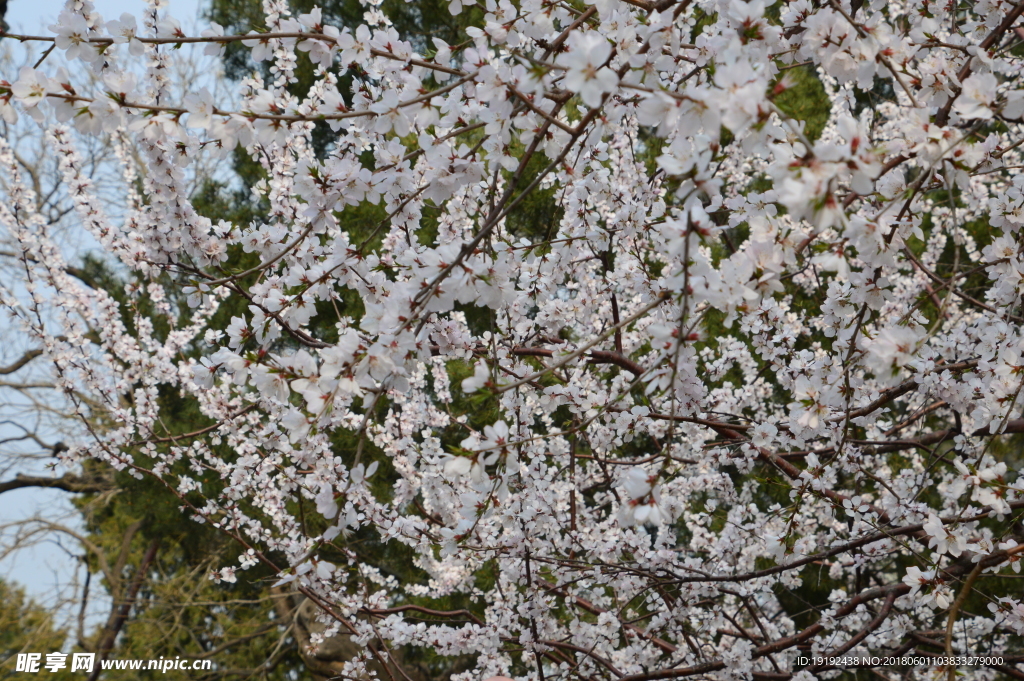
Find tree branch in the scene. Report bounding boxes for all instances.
[0,348,42,375]
[0,472,110,495]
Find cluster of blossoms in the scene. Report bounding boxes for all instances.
[5,0,1024,676]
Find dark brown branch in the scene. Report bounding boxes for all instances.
[87,537,161,681]
[620,546,1022,680]
[0,348,42,374]
[360,604,484,625]
[433,344,648,377]
[807,591,897,671]
[0,472,110,495]
[831,359,977,423]
[935,0,1024,125]
[668,499,1024,586]
[871,418,1024,453]
[542,578,678,655]
[902,246,1022,322]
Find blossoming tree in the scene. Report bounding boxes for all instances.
[3,0,1024,677]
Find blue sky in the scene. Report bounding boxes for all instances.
[6,0,204,34]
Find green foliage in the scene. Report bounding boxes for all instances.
[774,65,830,142]
[503,150,566,245]
[209,0,478,82]
[0,581,68,680]
[851,75,896,120]
[110,550,301,681]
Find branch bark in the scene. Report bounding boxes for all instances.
[0,472,111,496]
[87,537,161,681]
[0,348,43,374]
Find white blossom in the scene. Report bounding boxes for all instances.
[3,0,1024,675]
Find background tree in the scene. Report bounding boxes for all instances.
[0,580,67,679]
